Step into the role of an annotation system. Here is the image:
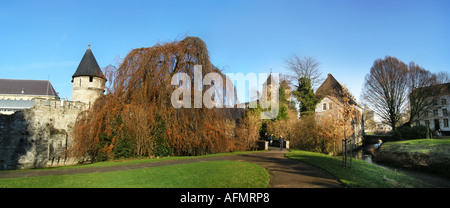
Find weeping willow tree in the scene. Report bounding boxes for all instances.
[71,37,248,161]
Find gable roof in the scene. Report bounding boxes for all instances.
[0,79,59,99]
[72,47,105,81]
[316,74,359,106]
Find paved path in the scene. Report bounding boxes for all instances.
[240,147,342,188]
[0,147,342,188]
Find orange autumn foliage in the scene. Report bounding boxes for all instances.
[71,37,254,162]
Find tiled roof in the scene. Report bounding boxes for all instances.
[316,74,359,106]
[0,79,59,99]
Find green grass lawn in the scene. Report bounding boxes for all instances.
[0,160,270,188]
[375,138,450,178]
[286,150,433,188]
[379,138,450,156]
[1,150,265,173]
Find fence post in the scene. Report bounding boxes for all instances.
[342,139,348,167]
[349,139,352,169]
[342,139,345,167]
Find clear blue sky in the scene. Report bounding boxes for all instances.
[1,0,449,101]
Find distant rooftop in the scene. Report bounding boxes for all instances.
[0,79,59,99]
[412,82,450,96]
[316,74,358,106]
[263,69,278,86]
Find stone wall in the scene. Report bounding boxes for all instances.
[0,99,85,170]
[72,76,105,104]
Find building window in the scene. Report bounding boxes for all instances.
[443,99,447,105]
[445,119,449,128]
[434,119,440,129]
[424,110,428,117]
[433,99,438,105]
[323,103,327,110]
[425,120,430,127]
[415,120,420,126]
[444,109,448,116]
[434,109,438,116]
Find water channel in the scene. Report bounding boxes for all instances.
[350,143,450,188]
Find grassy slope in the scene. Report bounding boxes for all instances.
[1,150,265,173]
[0,160,270,188]
[378,139,450,156]
[375,138,450,178]
[286,150,433,188]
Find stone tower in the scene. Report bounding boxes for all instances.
[72,45,106,104]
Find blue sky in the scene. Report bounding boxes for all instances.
[1,0,449,101]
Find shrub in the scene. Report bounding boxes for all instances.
[390,125,427,140]
[152,114,173,157]
[235,110,262,151]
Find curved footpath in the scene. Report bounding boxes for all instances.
[0,146,342,188]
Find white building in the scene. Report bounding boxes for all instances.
[413,83,450,134]
[315,74,363,144]
[363,109,392,133]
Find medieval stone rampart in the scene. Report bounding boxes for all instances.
[0,99,85,170]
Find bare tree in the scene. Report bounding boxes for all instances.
[362,56,409,131]
[436,71,450,84]
[407,62,438,125]
[284,54,323,90]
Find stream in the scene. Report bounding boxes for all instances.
[352,144,450,188]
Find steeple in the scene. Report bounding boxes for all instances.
[265,69,276,86]
[72,45,105,82]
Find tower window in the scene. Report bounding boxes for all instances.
[89,76,93,82]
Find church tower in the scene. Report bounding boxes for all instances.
[72,45,106,104]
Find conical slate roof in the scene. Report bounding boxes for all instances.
[72,46,105,82]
